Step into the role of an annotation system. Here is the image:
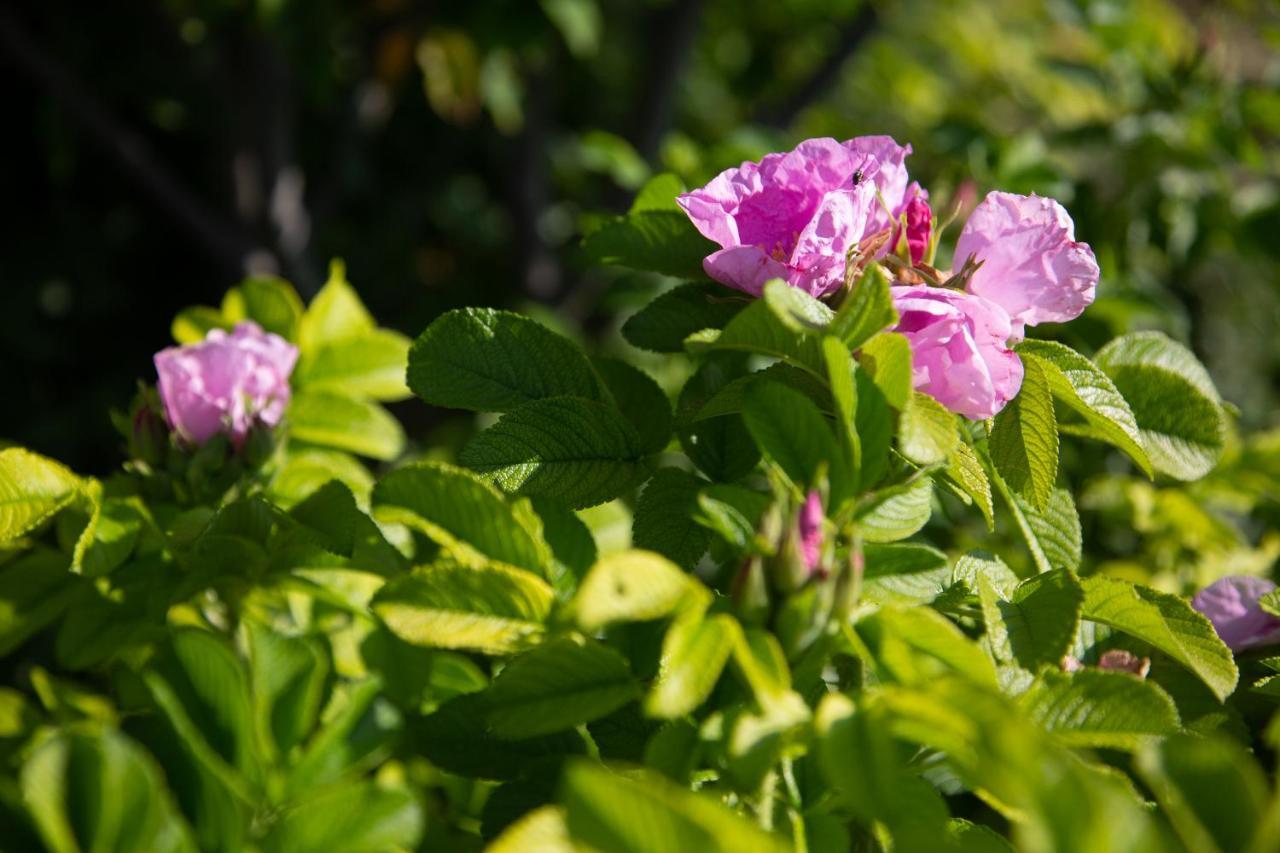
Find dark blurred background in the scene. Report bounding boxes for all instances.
[3,0,1278,474]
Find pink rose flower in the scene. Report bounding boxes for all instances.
[954,191,1099,339]
[676,137,885,298]
[1191,576,1280,652]
[891,286,1024,420]
[154,321,298,448]
[798,490,824,572]
[845,136,915,236]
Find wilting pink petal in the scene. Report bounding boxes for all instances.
[1192,576,1280,652]
[798,490,824,572]
[678,137,901,298]
[954,191,1099,339]
[891,286,1024,420]
[154,321,298,447]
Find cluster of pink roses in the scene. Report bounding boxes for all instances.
[153,322,298,448]
[677,136,1100,420]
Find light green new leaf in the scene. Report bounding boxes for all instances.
[261,781,423,853]
[628,172,685,213]
[632,469,711,570]
[1094,331,1227,480]
[225,275,304,342]
[830,265,897,351]
[298,260,376,351]
[373,462,551,575]
[858,332,913,410]
[489,806,574,853]
[561,761,789,853]
[171,305,231,344]
[407,308,602,412]
[856,476,933,543]
[288,389,405,461]
[570,550,700,633]
[823,337,861,484]
[989,357,1058,511]
[1021,669,1180,750]
[484,638,640,738]
[952,551,1019,598]
[293,329,413,401]
[940,441,994,529]
[1018,340,1152,476]
[861,543,951,604]
[0,448,82,542]
[372,562,555,655]
[1081,575,1238,701]
[900,391,960,466]
[622,282,746,353]
[980,568,1084,672]
[856,605,998,687]
[987,452,1081,574]
[22,729,196,853]
[646,611,738,719]
[460,396,650,509]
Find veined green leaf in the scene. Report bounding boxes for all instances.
[858,332,913,410]
[1018,340,1152,476]
[646,611,738,719]
[741,380,850,504]
[1094,331,1226,480]
[289,389,405,461]
[629,173,686,213]
[857,476,933,543]
[622,283,746,353]
[0,448,82,542]
[483,638,640,738]
[594,358,673,454]
[830,265,897,351]
[372,562,555,655]
[632,469,711,570]
[687,280,831,377]
[862,543,951,605]
[989,357,1058,511]
[980,568,1084,672]
[298,260,376,351]
[1021,669,1180,750]
[1081,575,1238,701]
[940,441,994,529]
[407,308,602,412]
[856,605,998,687]
[373,462,553,575]
[693,363,831,422]
[260,781,422,853]
[580,210,715,279]
[900,391,960,466]
[987,453,1081,574]
[460,396,650,509]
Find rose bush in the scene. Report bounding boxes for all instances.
[0,138,1275,853]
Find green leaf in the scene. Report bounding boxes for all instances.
[1081,575,1238,701]
[560,761,788,853]
[622,283,746,353]
[940,441,994,529]
[581,210,716,279]
[570,550,699,633]
[858,332,913,410]
[261,782,423,853]
[646,612,738,718]
[231,275,304,341]
[407,309,602,412]
[979,568,1084,672]
[374,462,552,575]
[594,358,673,454]
[628,172,686,213]
[988,357,1058,511]
[861,543,951,605]
[988,452,1081,574]
[830,265,897,351]
[693,364,831,423]
[1018,340,1152,476]
[270,449,375,510]
[0,448,82,542]
[689,280,831,377]
[853,367,895,491]
[298,260,376,351]
[857,476,933,543]
[489,806,574,853]
[952,551,1019,598]
[632,469,711,570]
[900,391,960,466]
[1094,331,1227,480]
[288,389,405,461]
[741,380,850,504]
[856,606,998,687]
[1020,670,1180,750]
[460,397,650,509]
[1136,734,1271,853]
[483,638,640,738]
[22,729,196,853]
[372,562,555,655]
[675,357,761,483]
[67,494,143,577]
[171,305,231,344]
[246,621,328,760]
[531,498,597,595]
[293,329,413,401]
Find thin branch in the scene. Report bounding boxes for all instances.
[0,6,263,277]
[755,4,879,129]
